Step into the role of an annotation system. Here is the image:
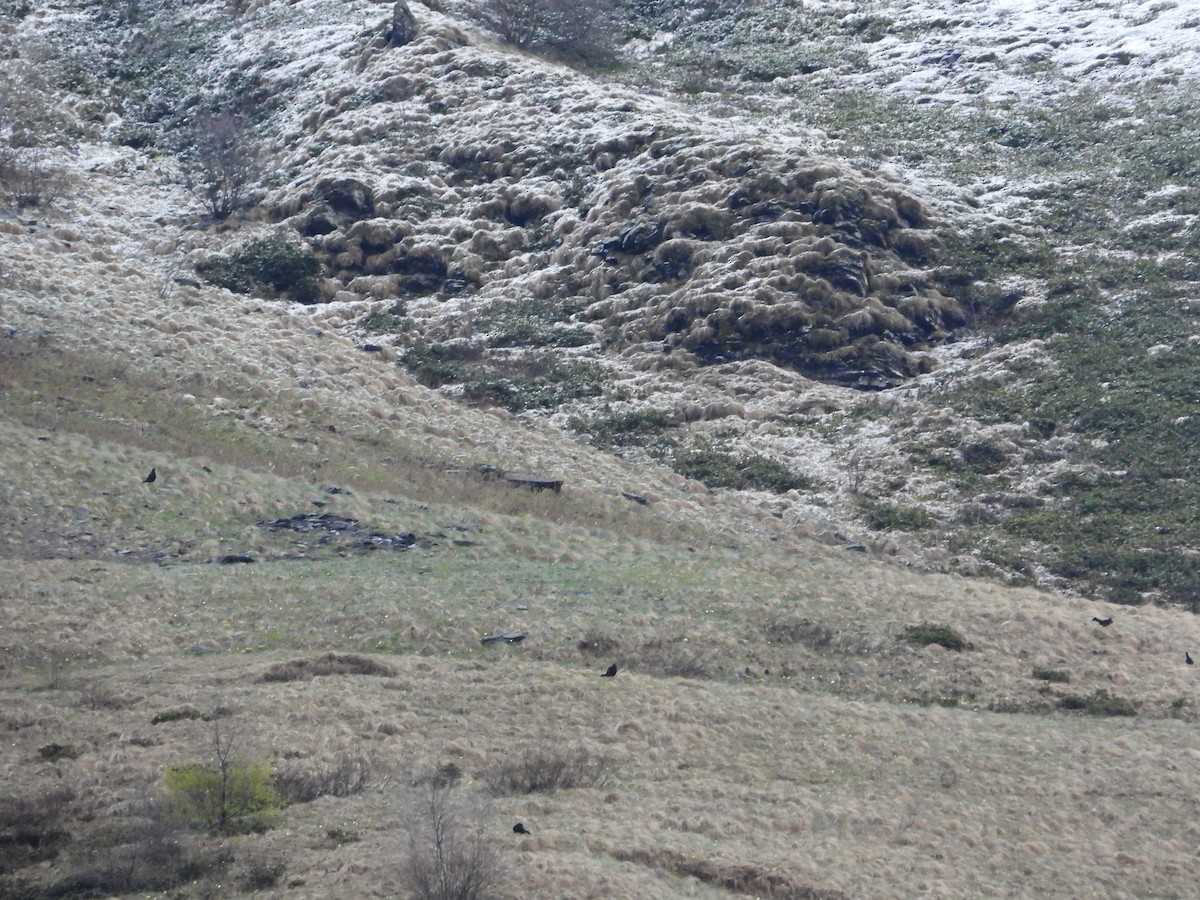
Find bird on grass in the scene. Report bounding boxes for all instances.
[142,467,157,484]
[601,664,617,678]
[1092,616,1113,627]
[1187,652,1194,666]
[512,823,530,835]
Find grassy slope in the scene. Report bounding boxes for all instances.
[4,1,1200,897]
[5,226,1200,895]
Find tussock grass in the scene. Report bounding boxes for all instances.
[260,652,397,682]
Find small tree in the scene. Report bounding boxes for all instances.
[404,784,504,900]
[478,0,546,49]
[179,112,262,220]
[0,60,67,207]
[478,0,624,65]
[162,714,280,835]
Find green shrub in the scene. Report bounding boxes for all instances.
[904,623,968,651]
[195,235,321,302]
[151,707,204,724]
[361,308,410,334]
[673,448,811,493]
[863,501,933,531]
[1031,666,1071,684]
[571,409,673,447]
[1057,689,1137,717]
[402,343,474,387]
[163,760,280,835]
[960,440,1008,475]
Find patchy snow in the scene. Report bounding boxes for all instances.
[2,0,1196,577]
[819,0,1200,106]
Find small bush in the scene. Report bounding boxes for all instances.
[571,409,673,448]
[402,342,476,387]
[273,752,381,805]
[238,853,287,891]
[38,743,81,762]
[1032,666,1071,684]
[404,785,505,900]
[178,111,263,220]
[905,623,968,651]
[195,235,322,303]
[0,61,67,208]
[476,0,623,66]
[1057,689,1137,717]
[260,652,397,683]
[863,501,934,531]
[163,714,281,836]
[628,634,718,678]
[673,448,812,493]
[484,747,614,796]
[163,760,280,835]
[362,307,410,334]
[0,787,75,871]
[151,707,204,724]
[762,617,835,648]
[577,630,620,655]
[961,440,1009,475]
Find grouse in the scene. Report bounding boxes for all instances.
[601,664,617,678]
[1092,616,1113,627]
[512,823,530,835]
[143,467,157,484]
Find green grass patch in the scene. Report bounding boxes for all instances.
[904,623,968,651]
[195,234,322,303]
[1056,690,1137,717]
[672,447,812,493]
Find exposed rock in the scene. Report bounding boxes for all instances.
[387,0,418,47]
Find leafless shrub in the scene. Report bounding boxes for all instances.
[274,751,385,804]
[0,786,76,872]
[260,652,397,682]
[762,616,835,648]
[478,0,545,48]
[70,806,220,895]
[0,57,68,208]
[178,112,263,220]
[29,646,80,690]
[403,784,505,900]
[484,746,614,796]
[80,683,139,711]
[576,630,620,655]
[476,0,624,65]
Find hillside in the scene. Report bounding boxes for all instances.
[3,0,1200,897]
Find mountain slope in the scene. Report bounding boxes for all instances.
[3,1,1200,897]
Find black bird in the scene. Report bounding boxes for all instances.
[601,664,617,678]
[512,823,530,835]
[143,467,157,484]
[1187,652,1194,666]
[1092,616,1112,627]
